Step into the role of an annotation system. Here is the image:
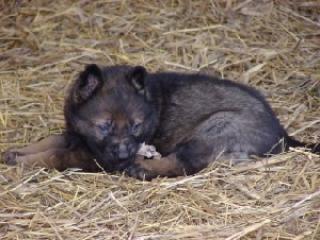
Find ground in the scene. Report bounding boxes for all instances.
[0,1,319,239]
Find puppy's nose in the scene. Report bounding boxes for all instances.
[118,143,129,159]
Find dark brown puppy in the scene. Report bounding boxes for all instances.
[3,65,319,179]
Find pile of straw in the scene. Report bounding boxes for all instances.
[1,1,319,239]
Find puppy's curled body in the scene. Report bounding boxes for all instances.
[3,65,319,179]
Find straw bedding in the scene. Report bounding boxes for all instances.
[0,0,319,239]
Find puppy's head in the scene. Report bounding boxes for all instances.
[64,64,158,171]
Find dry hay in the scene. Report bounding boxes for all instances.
[0,0,320,239]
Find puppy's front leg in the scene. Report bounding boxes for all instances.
[5,148,97,171]
[3,134,68,162]
[2,133,98,171]
[125,154,186,180]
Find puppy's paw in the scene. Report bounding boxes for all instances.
[125,163,156,181]
[1,150,20,165]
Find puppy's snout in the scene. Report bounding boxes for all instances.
[118,143,129,159]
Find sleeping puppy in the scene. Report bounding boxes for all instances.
[3,64,319,180]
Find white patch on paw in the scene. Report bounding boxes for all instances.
[137,143,161,159]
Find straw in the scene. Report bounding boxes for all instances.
[1,1,319,239]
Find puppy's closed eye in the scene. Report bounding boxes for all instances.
[96,120,113,136]
[131,121,143,137]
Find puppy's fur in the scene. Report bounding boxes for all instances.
[3,65,319,179]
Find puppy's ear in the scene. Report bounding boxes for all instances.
[128,66,147,94]
[74,64,103,103]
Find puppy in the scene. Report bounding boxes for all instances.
[3,65,319,179]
